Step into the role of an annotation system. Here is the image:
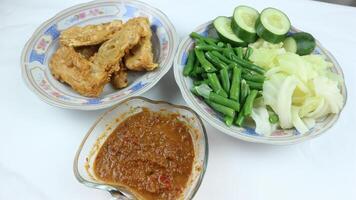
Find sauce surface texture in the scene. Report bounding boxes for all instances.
[93,108,195,200]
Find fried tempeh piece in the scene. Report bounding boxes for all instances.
[111,65,128,89]
[124,19,158,71]
[60,20,123,47]
[49,46,104,97]
[49,18,150,97]
[92,17,151,75]
[74,45,100,59]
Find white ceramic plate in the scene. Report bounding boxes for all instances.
[21,0,177,110]
[174,21,347,145]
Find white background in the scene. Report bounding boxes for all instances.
[1,0,355,199]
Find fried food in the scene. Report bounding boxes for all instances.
[74,45,100,59]
[50,17,157,97]
[60,20,123,47]
[111,65,128,89]
[92,17,151,75]
[49,46,104,97]
[124,19,158,71]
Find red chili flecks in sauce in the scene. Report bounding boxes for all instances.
[93,108,195,200]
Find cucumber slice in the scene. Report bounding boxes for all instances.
[255,7,291,44]
[213,16,247,47]
[231,5,259,43]
[283,37,297,53]
[283,32,316,55]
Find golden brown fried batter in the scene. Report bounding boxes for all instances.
[50,17,151,97]
[111,64,128,89]
[74,45,100,59]
[92,17,151,76]
[124,19,158,71]
[49,46,104,97]
[60,20,123,47]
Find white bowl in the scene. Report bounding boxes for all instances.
[21,0,177,110]
[173,21,347,145]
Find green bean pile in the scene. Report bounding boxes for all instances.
[184,32,266,127]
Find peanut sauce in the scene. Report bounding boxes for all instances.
[93,108,194,200]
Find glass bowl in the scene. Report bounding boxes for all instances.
[73,96,208,199]
[21,0,177,110]
[173,21,347,145]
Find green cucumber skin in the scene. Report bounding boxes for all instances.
[213,18,248,47]
[255,16,287,44]
[231,19,258,43]
[216,31,247,47]
[292,32,316,55]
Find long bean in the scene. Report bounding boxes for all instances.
[223,48,235,60]
[224,115,234,127]
[205,99,235,118]
[244,47,253,60]
[193,79,209,86]
[229,67,242,101]
[227,51,265,74]
[242,73,265,83]
[217,42,225,48]
[246,81,263,90]
[190,59,201,78]
[269,113,279,124]
[190,32,219,45]
[240,79,250,105]
[195,49,216,72]
[234,47,244,60]
[190,59,202,78]
[231,55,265,74]
[243,90,258,116]
[209,92,240,111]
[191,87,200,96]
[205,52,229,70]
[195,44,224,52]
[194,66,204,75]
[235,110,245,127]
[219,68,230,93]
[229,63,249,74]
[211,51,234,65]
[211,50,265,75]
[207,73,228,97]
[183,50,196,76]
[196,38,206,45]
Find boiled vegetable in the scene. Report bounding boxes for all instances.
[283,32,316,56]
[231,6,259,43]
[251,105,275,135]
[183,50,196,76]
[229,67,242,101]
[213,16,247,46]
[255,8,291,43]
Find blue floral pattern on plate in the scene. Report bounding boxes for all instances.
[173,21,347,144]
[21,0,177,110]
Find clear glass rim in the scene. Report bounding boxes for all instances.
[173,20,348,145]
[73,96,209,199]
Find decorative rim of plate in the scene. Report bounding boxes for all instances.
[21,0,178,110]
[174,20,348,145]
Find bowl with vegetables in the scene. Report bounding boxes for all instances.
[173,5,347,144]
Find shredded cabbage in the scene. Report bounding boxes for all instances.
[249,39,286,69]
[251,105,274,136]
[249,39,344,135]
[291,106,309,134]
[313,76,343,114]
